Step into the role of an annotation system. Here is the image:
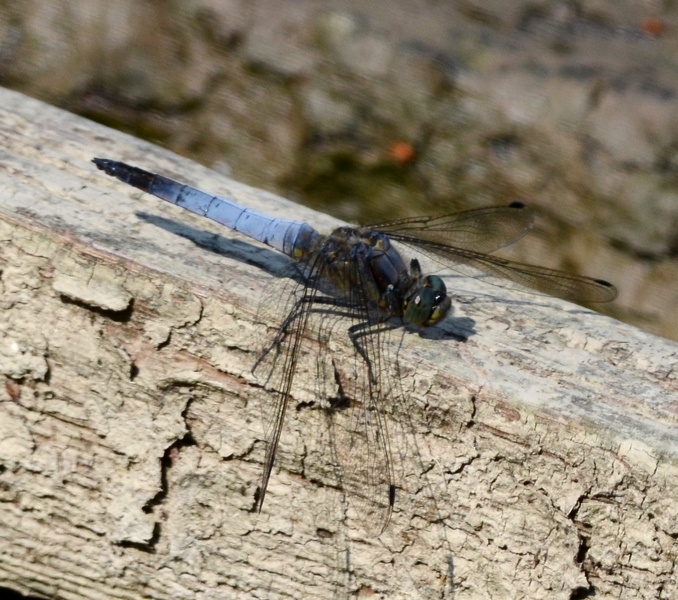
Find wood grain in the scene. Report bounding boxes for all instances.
[1,86,676,599]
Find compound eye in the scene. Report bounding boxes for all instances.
[423,275,447,297]
[403,275,451,326]
[404,287,451,326]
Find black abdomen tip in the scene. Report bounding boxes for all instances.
[92,157,114,172]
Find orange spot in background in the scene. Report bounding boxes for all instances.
[389,141,415,164]
[642,18,665,37]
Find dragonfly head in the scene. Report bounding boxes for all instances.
[403,275,451,327]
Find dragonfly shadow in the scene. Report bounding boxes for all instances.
[136,211,293,277]
[423,315,476,342]
[410,304,477,342]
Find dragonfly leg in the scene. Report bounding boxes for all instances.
[253,294,368,373]
[347,321,400,386]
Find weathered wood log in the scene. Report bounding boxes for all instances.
[1,86,676,600]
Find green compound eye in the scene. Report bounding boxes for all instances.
[403,276,451,326]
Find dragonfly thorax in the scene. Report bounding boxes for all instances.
[321,226,451,327]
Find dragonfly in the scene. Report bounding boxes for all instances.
[92,157,617,535]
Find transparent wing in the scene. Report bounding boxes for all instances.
[252,255,333,514]
[389,236,617,302]
[314,256,396,536]
[368,203,534,254]
[369,203,617,303]
[253,246,395,536]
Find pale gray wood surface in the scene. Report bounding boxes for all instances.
[0,86,676,599]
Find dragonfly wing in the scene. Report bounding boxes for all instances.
[330,328,396,536]
[369,203,534,254]
[389,238,617,303]
[252,259,322,512]
[252,251,396,535]
[314,257,396,536]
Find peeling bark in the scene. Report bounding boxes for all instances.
[0,87,677,600]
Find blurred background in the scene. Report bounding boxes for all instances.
[1,0,676,339]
